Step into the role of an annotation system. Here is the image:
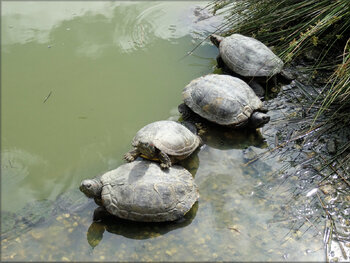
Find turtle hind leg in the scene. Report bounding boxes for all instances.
[124,148,140,162]
[158,151,172,169]
[216,54,225,68]
[248,79,266,100]
[93,206,111,222]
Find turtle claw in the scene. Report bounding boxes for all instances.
[124,153,135,162]
[124,149,140,162]
[159,151,172,169]
[160,162,170,169]
[124,152,136,163]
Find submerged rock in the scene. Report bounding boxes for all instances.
[326,139,337,154]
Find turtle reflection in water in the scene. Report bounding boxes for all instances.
[87,202,198,248]
[178,147,200,177]
[199,124,267,150]
[80,160,199,222]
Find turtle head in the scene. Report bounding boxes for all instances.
[249,112,270,129]
[210,34,224,47]
[138,142,157,158]
[80,179,102,199]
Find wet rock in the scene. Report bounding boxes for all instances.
[280,68,297,82]
[17,199,54,227]
[304,49,320,63]
[1,211,17,237]
[249,81,265,98]
[243,146,266,161]
[54,188,92,214]
[326,139,337,154]
[319,184,336,195]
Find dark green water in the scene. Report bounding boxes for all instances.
[1,1,325,261]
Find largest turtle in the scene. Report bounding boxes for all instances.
[79,160,199,222]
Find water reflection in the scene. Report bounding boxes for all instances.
[200,124,267,150]
[2,2,121,46]
[87,202,198,247]
[1,148,50,212]
[2,1,221,54]
[179,149,200,177]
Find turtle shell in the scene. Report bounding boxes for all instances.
[100,160,199,222]
[219,34,284,77]
[183,74,263,126]
[132,120,200,158]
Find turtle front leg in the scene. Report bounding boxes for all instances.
[158,151,172,169]
[93,206,110,222]
[124,148,140,162]
[195,122,206,136]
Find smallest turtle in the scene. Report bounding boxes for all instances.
[124,120,201,169]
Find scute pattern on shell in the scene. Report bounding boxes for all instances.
[132,120,200,157]
[183,74,263,126]
[100,160,199,222]
[220,34,284,77]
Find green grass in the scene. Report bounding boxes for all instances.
[206,3,350,257]
[315,39,349,118]
[208,0,350,120]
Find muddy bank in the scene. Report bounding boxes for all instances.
[258,70,350,262]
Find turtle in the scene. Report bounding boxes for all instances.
[124,120,201,169]
[179,74,270,129]
[210,33,291,96]
[79,160,199,222]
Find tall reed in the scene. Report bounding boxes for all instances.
[208,0,350,116]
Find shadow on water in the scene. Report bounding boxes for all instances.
[200,124,267,150]
[177,103,268,151]
[179,149,200,177]
[87,202,198,248]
